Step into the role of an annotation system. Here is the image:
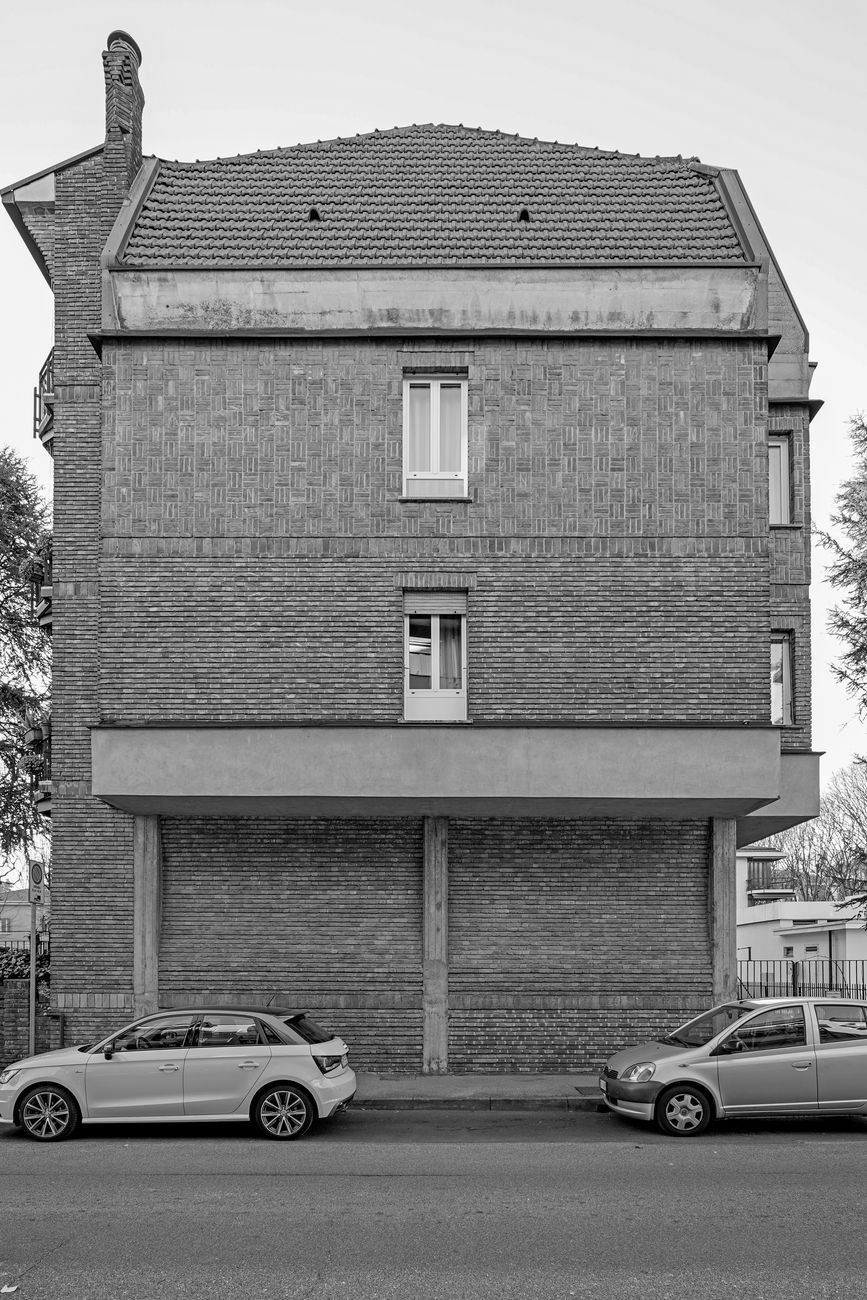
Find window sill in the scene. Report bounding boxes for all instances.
[398,496,472,504]
[770,523,802,531]
[399,718,474,724]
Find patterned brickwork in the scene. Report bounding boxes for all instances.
[97,553,769,724]
[48,151,141,1034]
[448,818,710,1071]
[159,817,424,1072]
[101,338,768,541]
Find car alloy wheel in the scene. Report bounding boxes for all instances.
[254,1085,314,1140]
[655,1084,711,1137]
[20,1086,79,1142]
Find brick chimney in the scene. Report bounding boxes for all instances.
[102,30,144,219]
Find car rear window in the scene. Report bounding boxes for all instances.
[279,1015,335,1044]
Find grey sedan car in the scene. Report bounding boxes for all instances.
[600,997,867,1136]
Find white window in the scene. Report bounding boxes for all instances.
[402,376,468,498]
[768,434,791,525]
[404,592,467,721]
[770,633,793,726]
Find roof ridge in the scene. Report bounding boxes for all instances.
[151,124,707,169]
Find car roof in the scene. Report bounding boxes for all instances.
[148,1007,307,1018]
[736,997,867,1007]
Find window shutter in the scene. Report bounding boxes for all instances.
[404,592,467,616]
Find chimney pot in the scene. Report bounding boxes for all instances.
[106,30,142,67]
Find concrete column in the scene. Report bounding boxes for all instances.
[422,816,449,1073]
[133,814,162,1017]
[710,818,737,1002]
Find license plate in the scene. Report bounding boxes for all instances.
[599,1078,607,1093]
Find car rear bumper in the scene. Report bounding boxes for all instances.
[313,1068,357,1118]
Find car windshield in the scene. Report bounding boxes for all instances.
[278,1014,335,1044]
[662,1003,755,1047]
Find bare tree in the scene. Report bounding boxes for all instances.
[757,761,867,904]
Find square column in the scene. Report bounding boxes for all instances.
[710,817,737,1002]
[422,816,449,1073]
[133,814,162,1017]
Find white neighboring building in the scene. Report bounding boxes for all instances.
[736,848,867,963]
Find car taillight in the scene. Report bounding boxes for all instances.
[314,1053,345,1075]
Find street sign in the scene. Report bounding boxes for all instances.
[28,860,44,905]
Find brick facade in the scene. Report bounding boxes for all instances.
[5,35,819,1075]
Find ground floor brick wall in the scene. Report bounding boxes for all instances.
[159,817,424,1072]
[448,818,712,1070]
[46,814,715,1071]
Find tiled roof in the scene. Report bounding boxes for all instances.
[121,125,745,267]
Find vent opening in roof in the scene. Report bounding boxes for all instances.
[517,206,531,223]
[308,207,321,222]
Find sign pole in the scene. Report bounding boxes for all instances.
[27,860,44,1057]
[29,900,37,1056]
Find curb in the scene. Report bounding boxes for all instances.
[353,1093,605,1112]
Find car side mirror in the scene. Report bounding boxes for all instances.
[103,1044,114,1060]
[717,1036,745,1056]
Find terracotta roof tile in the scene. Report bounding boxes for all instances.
[121,124,745,267]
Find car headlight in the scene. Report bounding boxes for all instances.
[620,1062,656,1083]
[0,1068,21,1087]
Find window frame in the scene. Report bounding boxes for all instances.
[768,433,793,526]
[402,374,469,499]
[770,632,794,726]
[403,593,468,722]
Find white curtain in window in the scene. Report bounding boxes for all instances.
[408,385,431,472]
[439,615,462,690]
[439,384,462,472]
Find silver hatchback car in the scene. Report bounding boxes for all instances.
[600,997,867,1136]
[0,1007,356,1141]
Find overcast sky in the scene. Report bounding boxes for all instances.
[1,0,864,785]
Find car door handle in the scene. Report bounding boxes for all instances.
[792,1062,813,1070]
[158,1064,180,1072]
[238,1062,260,1070]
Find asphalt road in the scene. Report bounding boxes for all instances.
[2,1108,866,1300]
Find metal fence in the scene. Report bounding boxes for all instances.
[738,959,867,1001]
[0,936,50,957]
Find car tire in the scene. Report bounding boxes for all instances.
[654,1084,712,1137]
[18,1085,80,1142]
[252,1084,315,1140]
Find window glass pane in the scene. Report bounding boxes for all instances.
[816,1006,867,1043]
[408,385,431,472]
[768,442,783,524]
[439,384,462,473]
[195,1014,261,1047]
[112,1013,196,1053]
[408,615,432,689]
[439,615,462,690]
[728,1005,806,1052]
[770,637,792,725]
[769,437,790,525]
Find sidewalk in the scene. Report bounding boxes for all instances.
[353,1071,604,1111]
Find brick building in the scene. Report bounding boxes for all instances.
[3,33,820,1071]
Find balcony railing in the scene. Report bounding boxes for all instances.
[23,534,52,634]
[33,348,55,454]
[25,711,52,819]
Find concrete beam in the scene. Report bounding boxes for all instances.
[133,814,161,1017]
[92,725,786,820]
[102,264,765,336]
[422,817,449,1074]
[710,818,738,1003]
